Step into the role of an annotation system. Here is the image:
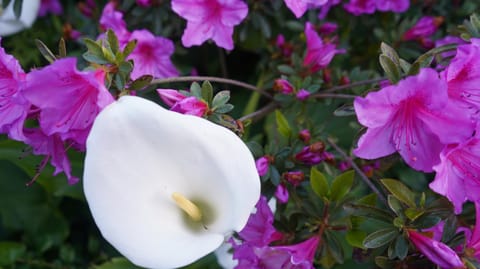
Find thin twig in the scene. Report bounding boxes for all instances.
[312,93,357,99]
[323,77,386,93]
[327,138,387,205]
[150,76,272,99]
[238,102,280,123]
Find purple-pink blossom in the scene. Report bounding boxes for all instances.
[402,16,443,41]
[171,0,248,50]
[375,0,409,13]
[303,22,345,73]
[38,0,63,16]
[298,129,311,143]
[283,0,328,18]
[273,79,294,94]
[255,156,269,177]
[443,39,480,117]
[430,124,480,213]
[408,230,464,269]
[128,30,179,79]
[0,39,30,141]
[157,89,208,117]
[275,184,289,204]
[99,2,130,44]
[343,0,377,15]
[353,68,474,172]
[23,58,114,147]
[296,89,310,101]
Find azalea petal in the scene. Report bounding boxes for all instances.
[84,96,260,268]
[354,127,396,160]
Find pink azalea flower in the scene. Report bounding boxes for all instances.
[435,36,466,60]
[283,0,328,18]
[255,156,269,177]
[353,68,474,172]
[128,30,179,79]
[442,39,480,116]
[156,89,207,116]
[375,0,409,13]
[303,22,345,73]
[99,2,130,44]
[343,0,377,15]
[296,89,310,101]
[136,0,152,6]
[430,124,480,213]
[275,184,289,204]
[238,196,283,247]
[319,22,338,35]
[402,16,443,41]
[273,79,294,94]
[0,39,30,141]
[298,129,311,143]
[38,0,63,16]
[295,142,329,166]
[23,129,79,184]
[318,0,341,19]
[408,230,464,269]
[23,58,114,147]
[171,0,248,50]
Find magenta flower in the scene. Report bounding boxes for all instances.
[298,129,311,143]
[295,142,329,166]
[442,39,480,116]
[435,36,466,60]
[255,156,269,177]
[275,184,289,204]
[318,22,338,35]
[353,68,474,172]
[343,0,377,15]
[408,230,464,269]
[283,0,328,18]
[0,39,30,141]
[238,196,283,247]
[402,16,443,41]
[136,0,153,6]
[99,2,130,44]
[430,125,480,213]
[296,89,310,101]
[128,30,179,79]
[171,0,248,50]
[273,79,294,94]
[157,88,207,116]
[23,129,78,184]
[318,0,341,19]
[375,0,409,13]
[303,22,345,73]
[23,58,114,147]
[38,0,63,16]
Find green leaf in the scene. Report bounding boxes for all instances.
[246,141,263,157]
[346,230,367,249]
[118,61,133,77]
[214,104,234,114]
[387,195,404,217]
[442,215,458,242]
[330,170,354,201]
[94,257,143,269]
[35,39,57,63]
[212,90,231,109]
[393,235,408,260]
[405,208,424,221]
[107,29,120,55]
[375,256,395,269]
[0,242,26,266]
[333,104,355,116]
[277,65,295,75]
[201,81,214,104]
[275,110,292,138]
[58,38,67,58]
[84,38,104,58]
[343,204,394,223]
[413,214,441,229]
[379,55,401,84]
[381,179,416,208]
[83,53,109,65]
[399,59,411,74]
[190,82,202,98]
[363,228,398,248]
[310,167,329,198]
[380,42,400,65]
[129,75,153,91]
[122,40,137,58]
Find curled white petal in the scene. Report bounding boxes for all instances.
[0,0,40,36]
[84,96,260,269]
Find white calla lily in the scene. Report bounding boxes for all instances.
[0,0,40,36]
[83,96,260,269]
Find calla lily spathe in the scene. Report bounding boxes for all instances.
[0,0,40,36]
[83,96,260,269]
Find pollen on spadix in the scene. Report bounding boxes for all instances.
[172,192,203,222]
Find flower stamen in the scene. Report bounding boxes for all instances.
[171,192,203,222]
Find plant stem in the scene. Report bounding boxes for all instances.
[327,138,387,205]
[238,102,280,123]
[150,76,272,99]
[323,77,386,93]
[312,93,357,99]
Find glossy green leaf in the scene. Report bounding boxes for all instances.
[381,179,416,208]
[379,55,401,84]
[212,90,231,109]
[380,42,400,65]
[330,170,354,201]
[363,228,398,248]
[343,203,394,223]
[275,110,292,138]
[129,75,153,91]
[346,230,367,249]
[190,82,202,98]
[107,29,120,55]
[405,208,424,221]
[310,167,329,198]
[201,81,214,104]
[35,39,56,63]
